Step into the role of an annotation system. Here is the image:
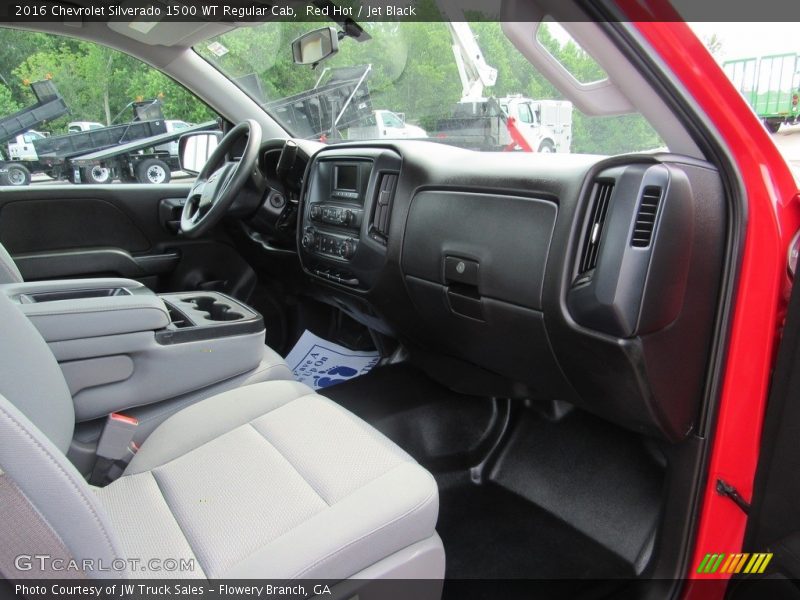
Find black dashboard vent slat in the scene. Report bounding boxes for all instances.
[631,186,662,248]
[370,172,398,245]
[578,181,614,275]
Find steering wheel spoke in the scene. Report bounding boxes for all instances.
[189,179,207,198]
[179,120,262,238]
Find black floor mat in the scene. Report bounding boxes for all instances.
[323,363,659,596]
[437,475,634,581]
[321,363,497,469]
[491,409,664,568]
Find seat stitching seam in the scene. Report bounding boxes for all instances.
[0,406,120,563]
[149,469,211,579]
[248,422,331,506]
[129,424,251,473]
[219,461,433,576]
[291,468,437,579]
[126,394,312,473]
[312,396,412,462]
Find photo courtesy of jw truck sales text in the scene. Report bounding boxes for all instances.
[3,1,800,599]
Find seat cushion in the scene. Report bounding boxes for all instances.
[95,380,439,580]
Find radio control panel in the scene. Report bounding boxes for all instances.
[309,204,363,229]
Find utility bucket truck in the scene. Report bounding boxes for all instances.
[432,18,572,152]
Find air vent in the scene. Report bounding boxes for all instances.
[631,186,662,248]
[578,180,614,275]
[369,172,398,245]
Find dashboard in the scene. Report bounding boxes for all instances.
[255,139,726,442]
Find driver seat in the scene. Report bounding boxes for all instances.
[0,290,444,581]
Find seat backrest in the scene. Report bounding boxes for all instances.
[0,292,123,578]
[0,290,73,450]
[0,242,23,284]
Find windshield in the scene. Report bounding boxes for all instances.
[196,21,663,155]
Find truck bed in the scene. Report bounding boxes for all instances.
[0,98,69,146]
[32,120,168,160]
[432,115,507,150]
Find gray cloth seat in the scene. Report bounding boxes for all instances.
[0,241,23,284]
[99,381,440,579]
[0,291,443,581]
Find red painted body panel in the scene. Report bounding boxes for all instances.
[626,14,800,593]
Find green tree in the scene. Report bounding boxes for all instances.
[0,83,20,116]
[704,33,723,57]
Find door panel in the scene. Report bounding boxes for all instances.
[0,184,257,299]
[0,197,153,253]
[735,266,800,588]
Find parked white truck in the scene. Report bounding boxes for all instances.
[68,121,104,133]
[347,110,427,140]
[6,130,48,161]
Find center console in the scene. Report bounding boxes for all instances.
[1,278,266,423]
[299,147,402,291]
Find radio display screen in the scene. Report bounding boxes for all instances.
[335,164,358,191]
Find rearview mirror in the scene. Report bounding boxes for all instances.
[292,27,339,66]
[179,132,221,175]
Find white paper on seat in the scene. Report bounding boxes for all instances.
[285,330,380,390]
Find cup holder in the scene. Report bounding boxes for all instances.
[182,296,216,311]
[182,296,244,322]
[210,306,244,321]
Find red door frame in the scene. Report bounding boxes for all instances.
[624,15,800,594]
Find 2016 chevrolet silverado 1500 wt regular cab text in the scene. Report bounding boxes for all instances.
[0,2,799,599]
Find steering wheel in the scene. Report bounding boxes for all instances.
[180,119,262,238]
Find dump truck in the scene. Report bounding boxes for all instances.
[31,100,171,183]
[264,65,374,141]
[0,79,69,185]
[69,119,219,184]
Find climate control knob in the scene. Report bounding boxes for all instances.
[301,229,316,249]
[339,239,355,259]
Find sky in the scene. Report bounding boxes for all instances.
[688,23,800,63]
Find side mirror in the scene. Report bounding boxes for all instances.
[397,113,406,124]
[291,27,339,66]
[179,132,222,175]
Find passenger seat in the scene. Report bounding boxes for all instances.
[0,241,22,284]
[0,291,444,581]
